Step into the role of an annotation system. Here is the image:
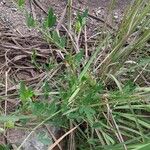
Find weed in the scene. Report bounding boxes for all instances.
[0,0,150,149]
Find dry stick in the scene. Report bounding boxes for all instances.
[134,63,149,83]
[84,25,88,58]
[62,25,80,53]
[45,125,63,150]
[5,71,8,116]
[48,124,79,150]
[140,73,150,85]
[30,0,36,20]
[4,68,11,144]
[103,113,124,145]
[35,67,60,91]
[71,6,115,30]
[67,0,72,32]
[106,102,127,150]
[87,32,104,42]
[4,69,11,114]
[32,0,47,14]
[94,128,105,146]
[69,121,75,150]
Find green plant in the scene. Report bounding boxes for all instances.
[1,0,149,149]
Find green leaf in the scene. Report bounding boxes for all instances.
[59,36,66,48]
[26,13,35,28]
[79,106,95,124]
[18,0,25,7]
[81,9,88,25]
[51,31,66,48]
[92,122,102,129]
[31,101,57,116]
[79,36,109,81]
[4,121,15,129]
[31,102,46,116]
[133,142,150,150]
[0,145,10,150]
[52,31,60,44]
[75,9,88,32]
[74,50,84,63]
[43,8,56,28]
[19,81,34,103]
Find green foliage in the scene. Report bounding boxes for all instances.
[51,31,66,49]
[43,8,56,28]
[4,0,150,150]
[31,101,57,117]
[18,0,25,7]
[26,13,35,28]
[0,145,10,150]
[75,9,88,32]
[19,81,34,103]
[4,120,15,129]
[133,142,150,150]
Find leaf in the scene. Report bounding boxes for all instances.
[4,121,15,129]
[133,142,150,150]
[26,13,35,28]
[92,122,102,129]
[79,36,109,81]
[51,31,66,48]
[52,31,60,44]
[81,9,88,26]
[79,106,95,124]
[19,81,34,103]
[43,8,56,28]
[18,0,25,7]
[0,145,9,150]
[75,21,81,33]
[31,102,45,115]
[75,9,88,32]
[31,101,57,116]
[59,36,66,48]
[74,50,84,64]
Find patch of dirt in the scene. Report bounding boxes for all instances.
[87,0,131,8]
[0,0,131,36]
[0,0,37,36]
